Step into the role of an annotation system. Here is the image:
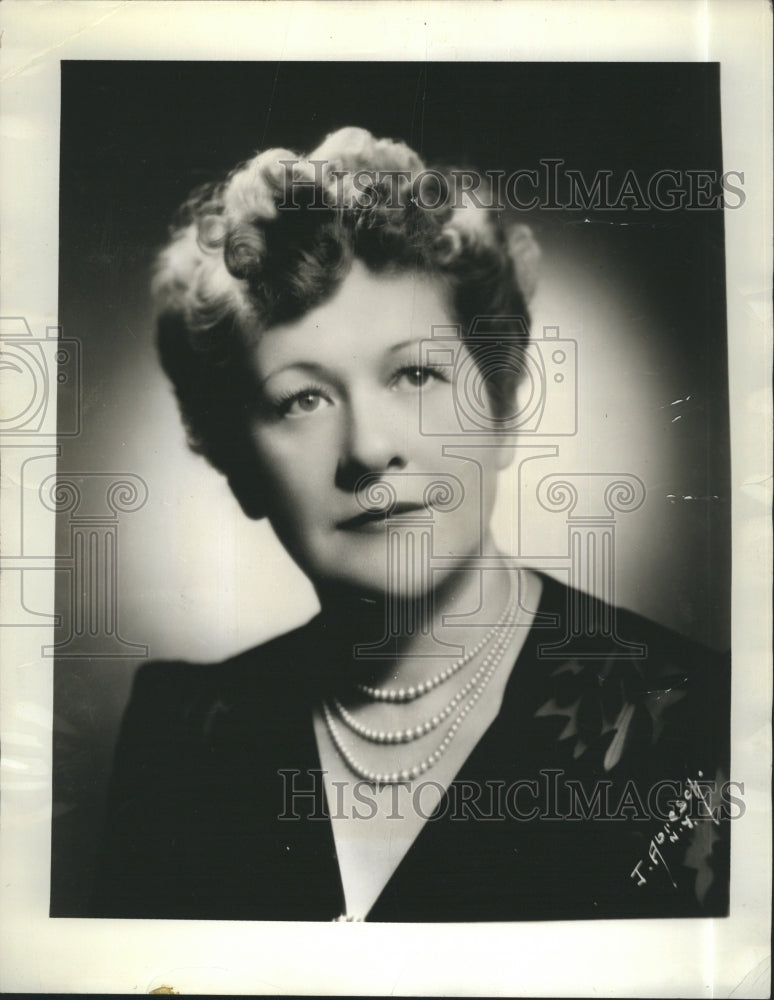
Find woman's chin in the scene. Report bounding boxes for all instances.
[318,576,435,604]
[302,539,483,606]
[309,564,435,605]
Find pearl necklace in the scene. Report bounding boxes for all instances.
[321,574,521,785]
[354,571,520,703]
[331,584,522,745]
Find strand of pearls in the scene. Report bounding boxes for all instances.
[331,602,520,744]
[354,572,519,703]
[321,575,521,785]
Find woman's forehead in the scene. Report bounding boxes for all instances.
[251,262,459,374]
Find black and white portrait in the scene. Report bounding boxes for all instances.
[49,59,733,922]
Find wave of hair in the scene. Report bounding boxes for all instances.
[153,127,539,480]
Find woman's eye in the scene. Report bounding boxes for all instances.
[277,388,331,417]
[294,392,322,413]
[394,365,447,390]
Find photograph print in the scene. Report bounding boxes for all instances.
[48,60,733,923]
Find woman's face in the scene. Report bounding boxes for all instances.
[240,261,514,598]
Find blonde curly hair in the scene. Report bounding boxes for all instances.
[154,127,539,484]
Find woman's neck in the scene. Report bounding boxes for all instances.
[314,554,517,692]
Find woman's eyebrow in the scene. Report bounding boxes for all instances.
[258,338,448,387]
[387,338,427,354]
[258,361,332,389]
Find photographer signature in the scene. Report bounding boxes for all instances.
[630,772,721,889]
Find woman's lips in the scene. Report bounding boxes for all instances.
[336,502,428,531]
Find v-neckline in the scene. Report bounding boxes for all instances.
[299,573,556,921]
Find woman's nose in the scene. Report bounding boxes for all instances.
[336,392,407,487]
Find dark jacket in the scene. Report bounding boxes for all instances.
[93,574,730,921]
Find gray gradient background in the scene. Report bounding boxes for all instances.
[50,62,730,913]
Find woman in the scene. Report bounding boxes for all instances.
[94,128,730,922]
